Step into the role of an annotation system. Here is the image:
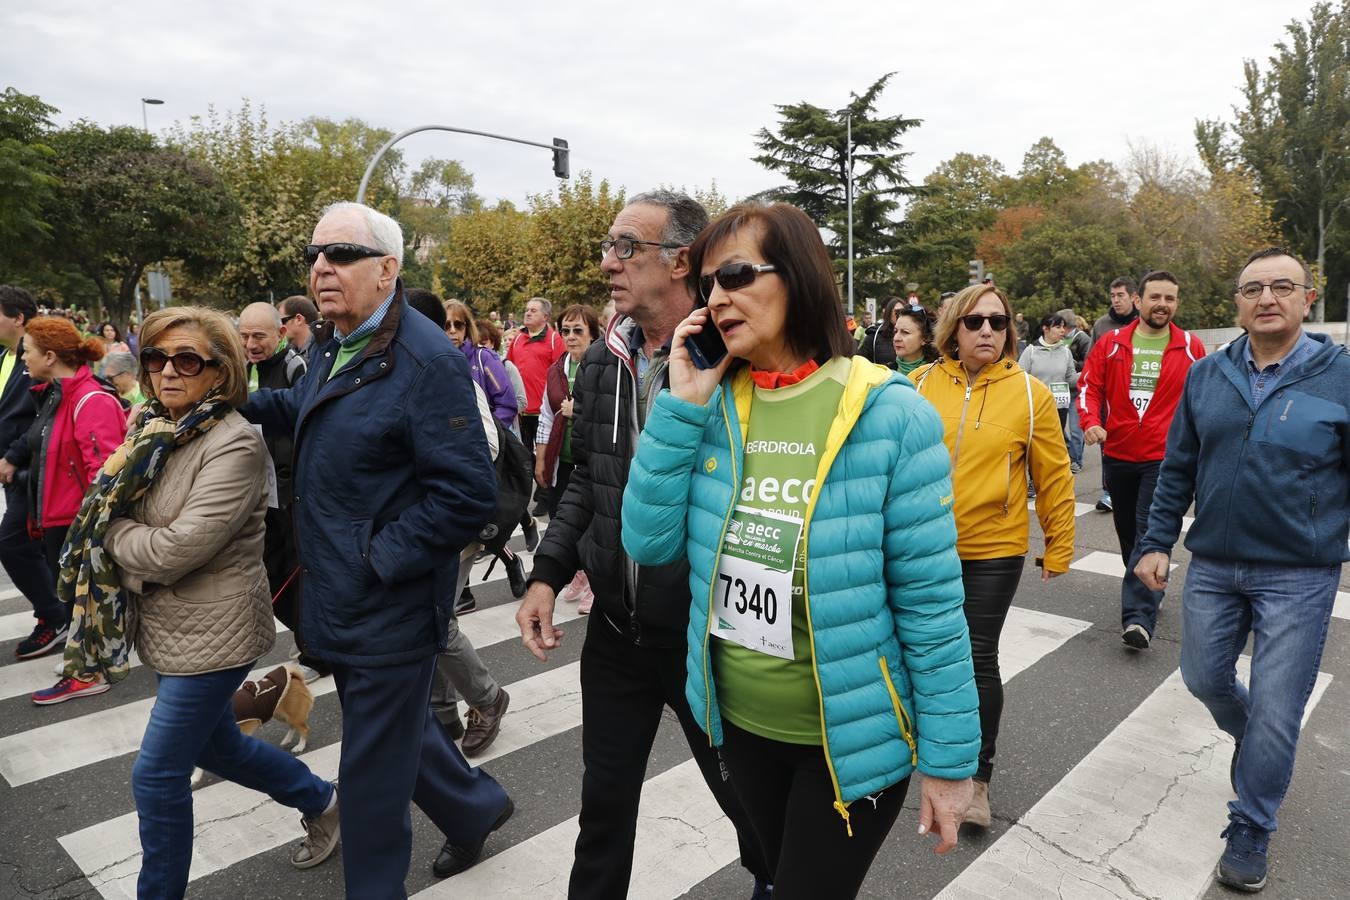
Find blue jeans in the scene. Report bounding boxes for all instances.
[1179,555,1340,833]
[1066,402,1084,466]
[1101,456,1165,633]
[132,663,333,900]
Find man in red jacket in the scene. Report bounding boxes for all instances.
[1078,270,1205,650]
[507,297,565,513]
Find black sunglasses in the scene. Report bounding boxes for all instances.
[560,326,589,336]
[959,314,1010,332]
[699,262,778,301]
[304,242,387,267]
[280,313,298,325]
[140,347,222,377]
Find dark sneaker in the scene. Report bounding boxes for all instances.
[504,552,527,599]
[291,783,340,869]
[455,587,476,616]
[530,501,548,519]
[433,796,514,878]
[461,689,510,757]
[1217,821,1269,892]
[1069,461,1083,475]
[16,620,68,660]
[1096,493,1113,512]
[437,709,466,741]
[32,676,110,705]
[1122,624,1151,650]
[522,517,540,552]
[750,878,774,900]
[1230,740,1242,793]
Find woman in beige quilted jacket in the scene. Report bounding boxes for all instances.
[99,308,340,898]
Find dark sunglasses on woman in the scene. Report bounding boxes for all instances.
[959,314,1010,332]
[303,242,387,267]
[699,262,777,301]
[139,348,221,377]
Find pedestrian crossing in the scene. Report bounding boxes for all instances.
[1,516,1345,899]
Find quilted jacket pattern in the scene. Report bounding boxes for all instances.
[106,411,274,675]
[622,357,980,806]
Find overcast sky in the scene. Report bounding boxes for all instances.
[1,1,1313,211]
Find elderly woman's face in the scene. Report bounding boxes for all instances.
[149,326,224,420]
[703,224,790,370]
[955,293,1008,375]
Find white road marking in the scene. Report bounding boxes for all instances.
[1334,591,1349,622]
[1071,550,1176,580]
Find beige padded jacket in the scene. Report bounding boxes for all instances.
[105,410,275,675]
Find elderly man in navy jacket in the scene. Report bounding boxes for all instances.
[247,202,512,898]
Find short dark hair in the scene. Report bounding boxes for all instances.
[0,285,38,324]
[278,295,318,322]
[1240,247,1313,288]
[1138,270,1179,295]
[557,304,601,341]
[687,202,855,363]
[404,288,448,330]
[628,190,710,260]
[1109,276,1137,295]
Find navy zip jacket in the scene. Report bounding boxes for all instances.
[1139,332,1350,566]
[0,339,38,469]
[244,286,496,666]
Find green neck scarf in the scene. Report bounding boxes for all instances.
[60,389,234,683]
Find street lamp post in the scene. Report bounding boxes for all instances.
[140,97,164,134]
[846,114,854,314]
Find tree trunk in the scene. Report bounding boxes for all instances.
[1315,205,1326,322]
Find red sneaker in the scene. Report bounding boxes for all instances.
[32,676,110,706]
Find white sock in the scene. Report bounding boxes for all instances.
[323,784,337,813]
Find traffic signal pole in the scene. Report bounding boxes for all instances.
[355,126,569,204]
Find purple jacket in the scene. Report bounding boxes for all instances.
[462,341,517,429]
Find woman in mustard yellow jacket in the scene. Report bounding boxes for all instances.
[910,283,1076,828]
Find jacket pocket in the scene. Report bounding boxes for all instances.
[879,656,918,766]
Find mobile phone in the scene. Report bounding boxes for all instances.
[1034,556,1044,569]
[685,301,728,370]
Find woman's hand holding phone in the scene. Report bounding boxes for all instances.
[670,307,733,406]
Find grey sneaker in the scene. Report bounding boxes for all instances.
[1122,624,1151,650]
[291,784,340,869]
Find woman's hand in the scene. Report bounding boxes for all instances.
[918,775,973,855]
[533,456,549,490]
[668,307,733,406]
[1041,568,1065,583]
[560,397,574,418]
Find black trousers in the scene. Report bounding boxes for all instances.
[570,615,771,899]
[520,414,548,507]
[1101,456,1166,632]
[0,484,64,624]
[547,461,574,519]
[719,720,909,900]
[961,556,1025,783]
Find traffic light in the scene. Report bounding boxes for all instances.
[967,259,984,285]
[552,138,570,179]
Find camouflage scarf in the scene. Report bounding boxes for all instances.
[59,389,233,683]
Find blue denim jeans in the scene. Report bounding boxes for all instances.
[132,663,333,900]
[1066,401,1084,466]
[1179,555,1341,833]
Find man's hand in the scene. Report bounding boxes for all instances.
[560,397,574,418]
[517,582,562,662]
[1134,552,1171,592]
[0,459,14,485]
[918,775,973,855]
[534,456,549,490]
[1083,425,1107,445]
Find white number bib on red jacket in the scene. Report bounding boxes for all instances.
[711,507,800,660]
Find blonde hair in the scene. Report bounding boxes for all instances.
[137,306,249,408]
[443,299,479,345]
[933,284,1017,363]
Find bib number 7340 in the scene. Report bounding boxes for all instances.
[712,507,800,660]
[717,574,778,624]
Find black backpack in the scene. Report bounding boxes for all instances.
[477,419,533,555]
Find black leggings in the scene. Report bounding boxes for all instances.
[719,720,909,900]
[961,556,1025,783]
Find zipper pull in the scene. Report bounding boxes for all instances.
[833,800,854,837]
[1244,415,1254,439]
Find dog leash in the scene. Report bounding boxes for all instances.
[272,566,300,605]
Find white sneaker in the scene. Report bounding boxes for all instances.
[299,665,322,684]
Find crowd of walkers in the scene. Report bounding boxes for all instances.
[0,188,1345,899]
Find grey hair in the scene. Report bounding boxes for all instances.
[628,190,708,262]
[320,201,404,265]
[103,351,138,378]
[527,297,553,318]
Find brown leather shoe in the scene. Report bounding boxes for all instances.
[460,689,510,757]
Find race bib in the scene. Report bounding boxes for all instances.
[1128,390,1153,418]
[711,507,800,660]
[1049,382,1070,410]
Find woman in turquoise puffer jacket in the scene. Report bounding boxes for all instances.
[621,202,980,900]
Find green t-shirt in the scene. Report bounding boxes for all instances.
[1129,330,1169,417]
[713,356,848,745]
[328,334,373,381]
[560,355,580,466]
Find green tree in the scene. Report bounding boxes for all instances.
[898,153,1008,295]
[399,157,479,293]
[44,123,238,327]
[523,172,625,308]
[0,88,59,262]
[753,73,922,299]
[445,201,530,314]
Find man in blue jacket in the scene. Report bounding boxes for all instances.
[246,202,512,897]
[1135,247,1349,894]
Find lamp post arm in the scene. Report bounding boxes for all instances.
[356,125,568,203]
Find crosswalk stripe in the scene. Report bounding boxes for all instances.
[60,662,584,900]
[0,596,575,787]
[1026,499,1097,518]
[1335,591,1349,622]
[935,657,1334,900]
[1070,549,1176,580]
[56,605,1088,897]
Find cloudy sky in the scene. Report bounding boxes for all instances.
[1,1,1313,209]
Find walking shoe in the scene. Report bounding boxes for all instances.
[1069,460,1083,475]
[576,585,593,615]
[32,675,110,705]
[964,780,992,828]
[438,708,466,741]
[750,878,774,899]
[1095,492,1113,512]
[298,664,323,685]
[432,796,514,878]
[503,552,527,599]
[291,784,341,869]
[455,587,476,616]
[1230,740,1242,793]
[16,620,68,659]
[530,501,548,519]
[1217,821,1269,892]
[522,517,540,552]
[1122,624,1151,650]
[461,689,510,757]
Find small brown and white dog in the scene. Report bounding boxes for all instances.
[190,664,315,787]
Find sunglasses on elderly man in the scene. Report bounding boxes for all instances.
[304,242,387,267]
[698,262,778,301]
[958,314,1010,332]
[140,347,221,377]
